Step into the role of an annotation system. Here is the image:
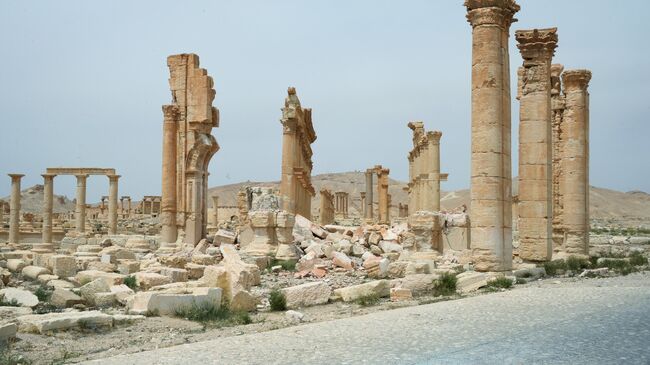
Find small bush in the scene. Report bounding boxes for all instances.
[629,252,648,266]
[269,289,287,311]
[488,277,513,289]
[515,278,527,285]
[0,298,20,307]
[597,258,637,276]
[0,347,31,365]
[123,275,137,290]
[433,272,457,297]
[174,302,251,326]
[354,294,380,307]
[33,303,61,315]
[543,260,567,276]
[566,256,591,272]
[268,259,297,272]
[34,286,51,302]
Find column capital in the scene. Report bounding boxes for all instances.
[41,173,56,179]
[465,0,519,29]
[107,174,121,182]
[515,28,558,62]
[162,104,180,120]
[427,131,442,144]
[75,174,88,180]
[562,69,592,92]
[8,174,24,180]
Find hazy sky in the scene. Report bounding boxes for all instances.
[1,0,648,203]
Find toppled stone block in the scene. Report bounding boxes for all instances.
[158,255,188,269]
[379,240,402,254]
[0,323,17,343]
[513,267,546,279]
[49,255,77,278]
[161,268,188,283]
[285,309,305,323]
[363,256,389,278]
[18,311,113,334]
[86,261,117,273]
[332,280,390,302]
[192,254,218,266]
[50,289,83,308]
[47,279,76,290]
[127,287,222,316]
[79,278,111,305]
[22,266,51,280]
[185,263,207,280]
[456,272,487,293]
[76,270,125,286]
[0,288,39,307]
[6,259,27,273]
[390,274,438,294]
[37,274,59,284]
[135,272,172,290]
[117,260,140,275]
[332,252,354,270]
[281,281,331,309]
[390,287,413,302]
[94,292,117,307]
[110,284,135,304]
[214,229,236,245]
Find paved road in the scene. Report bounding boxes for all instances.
[87,274,650,365]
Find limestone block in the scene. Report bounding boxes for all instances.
[37,274,59,284]
[135,272,172,290]
[214,229,236,245]
[158,256,187,269]
[94,292,117,307]
[305,242,325,258]
[351,243,366,257]
[46,280,76,290]
[79,278,111,305]
[49,255,77,278]
[456,272,488,293]
[334,239,352,255]
[332,280,391,302]
[50,289,83,308]
[332,252,354,270]
[379,241,403,253]
[191,254,218,266]
[368,232,382,245]
[185,263,207,280]
[86,261,117,273]
[17,311,113,334]
[76,270,125,286]
[110,284,135,305]
[7,259,27,273]
[363,256,389,278]
[117,260,140,275]
[390,287,413,302]
[161,267,188,283]
[0,323,17,343]
[127,287,222,316]
[22,266,51,280]
[390,274,438,294]
[0,288,39,307]
[100,246,137,263]
[280,281,331,309]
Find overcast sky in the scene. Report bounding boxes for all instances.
[0,0,648,202]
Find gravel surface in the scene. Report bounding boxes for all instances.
[85,272,650,365]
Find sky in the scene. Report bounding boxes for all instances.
[0,0,648,203]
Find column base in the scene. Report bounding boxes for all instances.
[275,244,299,261]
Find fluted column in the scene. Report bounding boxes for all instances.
[377,168,390,224]
[365,169,374,220]
[8,174,24,245]
[40,173,56,247]
[515,28,557,262]
[428,131,442,211]
[561,69,591,255]
[211,195,219,227]
[108,174,119,235]
[74,174,88,233]
[161,105,179,244]
[466,0,519,271]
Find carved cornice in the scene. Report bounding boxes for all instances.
[515,28,558,61]
[562,69,592,92]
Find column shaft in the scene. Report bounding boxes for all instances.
[75,174,88,233]
[365,170,374,219]
[161,105,179,243]
[41,174,55,243]
[108,175,119,235]
[8,174,24,244]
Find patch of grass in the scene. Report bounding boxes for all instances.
[50,349,80,365]
[0,347,31,365]
[515,277,527,285]
[354,294,380,307]
[33,303,61,315]
[453,266,466,274]
[0,298,21,307]
[34,285,51,302]
[269,289,287,311]
[174,302,251,327]
[123,275,137,290]
[629,252,648,266]
[596,258,637,276]
[543,259,567,276]
[488,277,513,289]
[432,272,457,297]
[268,259,297,272]
[566,256,591,272]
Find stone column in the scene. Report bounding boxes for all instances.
[377,168,390,224]
[40,173,56,246]
[561,69,591,255]
[466,0,519,271]
[211,195,219,227]
[8,174,24,245]
[429,131,442,211]
[107,174,119,235]
[0,200,4,226]
[161,105,179,244]
[74,174,88,233]
[360,192,366,216]
[280,118,297,213]
[515,28,557,262]
[365,169,374,220]
[550,64,565,251]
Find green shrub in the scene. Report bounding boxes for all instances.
[174,302,251,326]
[566,256,591,272]
[487,277,513,289]
[597,258,637,275]
[433,272,457,297]
[123,275,137,290]
[34,286,51,302]
[543,260,567,276]
[269,289,287,311]
[354,294,380,307]
[0,298,20,307]
[515,277,527,285]
[629,252,648,266]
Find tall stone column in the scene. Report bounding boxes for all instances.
[40,173,56,246]
[0,200,4,226]
[377,168,390,224]
[515,28,557,262]
[75,174,88,233]
[466,0,519,271]
[211,195,219,227]
[561,69,591,255]
[107,174,119,235]
[429,131,442,211]
[365,169,374,220]
[280,118,297,213]
[161,105,179,244]
[8,174,24,245]
[360,192,366,216]
[550,64,566,251]
[127,197,132,217]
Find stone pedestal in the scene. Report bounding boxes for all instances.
[275,211,297,260]
[246,211,277,257]
[408,212,442,252]
[8,174,24,245]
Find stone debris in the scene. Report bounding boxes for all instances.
[17,311,114,334]
[281,281,331,309]
[127,287,222,316]
[0,288,39,307]
[285,310,305,323]
[456,272,488,293]
[50,289,83,308]
[390,287,413,302]
[0,322,18,343]
[332,280,391,302]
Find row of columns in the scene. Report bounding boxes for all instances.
[5,173,120,247]
[406,122,443,214]
[362,167,390,224]
[334,191,349,217]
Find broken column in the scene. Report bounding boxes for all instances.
[376,166,390,224]
[74,174,87,234]
[560,69,592,256]
[551,64,565,251]
[8,174,23,245]
[319,189,335,225]
[162,54,220,246]
[364,169,374,221]
[465,0,519,271]
[279,87,316,219]
[107,174,119,235]
[515,28,558,262]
